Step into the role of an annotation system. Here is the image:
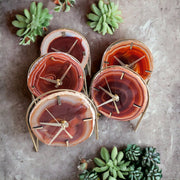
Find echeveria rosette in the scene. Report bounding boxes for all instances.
[125,144,142,162]
[129,166,144,180]
[12,2,53,45]
[93,147,130,180]
[142,147,160,167]
[144,165,162,180]
[54,0,76,12]
[87,0,123,35]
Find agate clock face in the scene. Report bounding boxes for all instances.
[27,52,84,97]
[90,66,148,121]
[40,29,90,69]
[101,39,153,80]
[29,90,96,146]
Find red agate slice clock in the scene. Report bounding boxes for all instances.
[27,52,84,97]
[90,66,148,121]
[40,29,90,69]
[29,90,96,146]
[101,40,153,80]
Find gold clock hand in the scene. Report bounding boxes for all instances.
[114,56,126,66]
[63,129,73,139]
[127,55,145,68]
[40,122,61,127]
[55,64,72,88]
[99,86,115,99]
[48,127,64,145]
[105,78,120,114]
[45,108,60,125]
[97,98,114,108]
[40,77,57,84]
[67,39,78,54]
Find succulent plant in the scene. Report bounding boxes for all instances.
[125,144,142,162]
[53,0,76,12]
[87,0,123,35]
[144,165,162,180]
[93,147,130,180]
[12,2,53,45]
[129,167,144,180]
[79,170,100,180]
[142,147,160,167]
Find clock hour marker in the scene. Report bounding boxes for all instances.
[145,70,152,73]
[33,126,43,130]
[133,104,141,108]
[83,118,93,121]
[61,31,66,36]
[83,51,86,56]
[79,75,82,79]
[66,140,69,147]
[57,96,61,105]
[114,56,125,66]
[109,112,112,118]
[120,73,124,80]
[130,42,133,50]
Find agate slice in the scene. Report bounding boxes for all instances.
[29,90,96,146]
[28,52,84,97]
[40,29,90,68]
[90,66,148,121]
[101,40,153,80]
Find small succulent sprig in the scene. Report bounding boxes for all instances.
[144,165,162,180]
[53,0,76,12]
[125,144,142,162]
[142,147,160,167]
[87,0,123,35]
[12,2,53,45]
[129,166,144,180]
[93,147,130,180]
[79,170,100,180]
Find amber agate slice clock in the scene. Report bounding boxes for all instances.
[90,66,149,121]
[101,39,153,80]
[28,90,96,146]
[27,52,84,97]
[40,29,90,69]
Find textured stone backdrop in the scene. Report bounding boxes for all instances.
[0,0,180,179]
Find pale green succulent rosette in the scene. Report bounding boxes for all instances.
[12,2,53,45]
[87,0,123,35]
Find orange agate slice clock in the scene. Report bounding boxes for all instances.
[27,52,84,97]
[101,40,153,80]
[28,90,96,146]
[40,29,90,69]
[90,66,148,121]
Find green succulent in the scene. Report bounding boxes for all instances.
[87,0,123,35]
[93,147,130,180]
[144,165,162,180]
[125,144,142,162]
[129,167,143,180]
[12,2,53,45]
[54,0,76,12]
[142,147,160,167]
[79,170,100,180]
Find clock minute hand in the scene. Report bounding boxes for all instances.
[40,77,57,84]
[105,78,120,114]
[40,122,61,127]
[99,86,115,99]
[48,127,64,145]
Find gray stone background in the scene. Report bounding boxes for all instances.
[0,0,180,179]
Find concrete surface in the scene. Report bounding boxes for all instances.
[0,0,180,179]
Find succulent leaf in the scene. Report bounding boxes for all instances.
[100,147,110,163]
[144,165,162,180]
[12,2,52,45]
[87,0,123,35]
[94,157,106,167]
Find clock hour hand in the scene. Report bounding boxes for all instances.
[48,127,64,145]
[99,86,115,99]
[40,122,61,127]
[40,77,57,84]
[127,55,145,68]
